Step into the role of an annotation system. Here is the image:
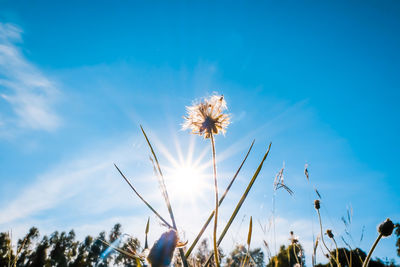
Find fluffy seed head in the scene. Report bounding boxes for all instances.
[183,94,230,139]
[378,218,394,237]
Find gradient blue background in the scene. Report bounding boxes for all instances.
[0,1,399,265]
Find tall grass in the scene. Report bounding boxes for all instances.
[105,94,396,267]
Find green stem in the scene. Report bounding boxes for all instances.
[317,210,332,256]
[140,126,188,267]
[210,133,220,267]
[332,237,341,267]
[185,140,254,258]
[114,164,172,228]
[312,237,318,267]
[316,210,340,267]
[293,244,300,265]
[362,233,383,267]
[334,238,349,267]
[272,193,277,254]
[7,232,11,267]
[350,248,352,267]
[342,247,350,267]
[240,251,249,267]
[203,143,272,267]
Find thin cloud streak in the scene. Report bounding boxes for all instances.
[0,22,60,134]
[0,161,107,225]
[0,136,149,226]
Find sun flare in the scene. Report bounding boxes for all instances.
[167,163,208,201]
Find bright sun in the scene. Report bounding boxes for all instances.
[154,135,212,204]
[167,164,207,200]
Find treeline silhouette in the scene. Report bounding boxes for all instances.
[0,223,399,266]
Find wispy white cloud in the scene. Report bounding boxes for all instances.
[0,22,60,134]
[0,135,152,226]
[0,160,107,225]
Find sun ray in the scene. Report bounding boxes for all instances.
[147,132,180,167]
[173,134,185,166]
[142,126,253,216]
[192,144,210,167]
[186,135,196,164]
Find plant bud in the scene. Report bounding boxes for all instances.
[378,218,394,237]
[314,199,320,210]
[147,229,178,267]
[326,229,334,239]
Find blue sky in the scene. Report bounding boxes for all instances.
[0,0,399,264]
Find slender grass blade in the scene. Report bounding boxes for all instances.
[140,125,188,267]
[114,164,172,228]
[203,142,272,267]
[185,140,255,258]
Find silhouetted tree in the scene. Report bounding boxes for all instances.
[395,223,400,258]
[88,231,107,266]
[194,239,211,266]
[316,247,398,267]
[49,230,78,267]
[27,236,50,267]
[87,224,125,267]
[317,247,366,267]
[225,245,264,267]
[108,223,122,244]
[0,232,14,267]
[69,235,93,267]
[1,224,399,267]
[115,236,141,267]
[266,244,305,267]
[15,227,39,266]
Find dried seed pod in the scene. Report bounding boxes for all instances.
[378,218,394,237]
[314,199,320,210]
[326,229,334,239]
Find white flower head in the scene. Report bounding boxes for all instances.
[183,94,230,139]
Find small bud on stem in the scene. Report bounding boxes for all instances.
[314,199,320,210]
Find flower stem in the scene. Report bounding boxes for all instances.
[332,237,341,267]
[184,141,254,259]
[350,248,352,267]
[202,143,272,267]
[317,210,331,255]
[317,210,340,266]
[210,133,220,267]
[293,244,300,266]
[362,233,383,267]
